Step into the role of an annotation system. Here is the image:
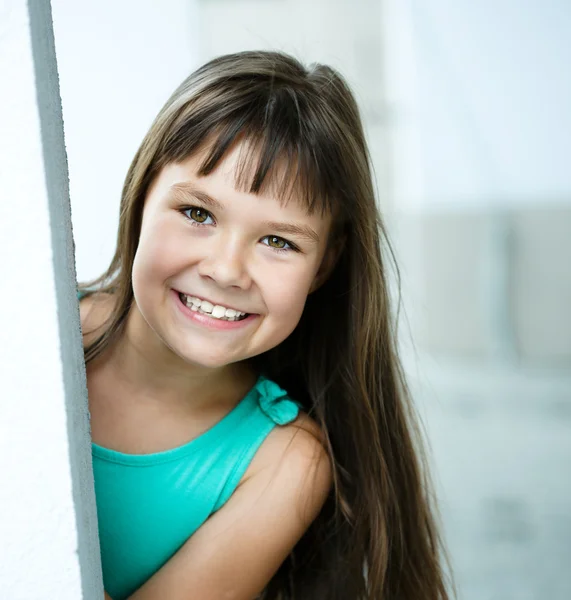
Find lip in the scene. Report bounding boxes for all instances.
[172,289,259,331]
[174,289,254,316]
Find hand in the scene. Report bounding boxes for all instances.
[104,592,113,600]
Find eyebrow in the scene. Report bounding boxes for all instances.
[260,221,320,243]
[169,182,320,244]
[170,182,225,211]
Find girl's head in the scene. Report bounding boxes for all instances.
[97,50,372,370]
[130,138,335,369]
[82,51,451,599]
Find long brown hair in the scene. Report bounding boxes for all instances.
[80,50,453,599]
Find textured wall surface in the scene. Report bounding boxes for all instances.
[0,1,102,598]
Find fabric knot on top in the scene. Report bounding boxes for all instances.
[256,376,300,425]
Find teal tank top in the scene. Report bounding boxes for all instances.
[78,291,301,599]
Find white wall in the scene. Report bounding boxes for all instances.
[0,1,101,598]
[51,0,200,282]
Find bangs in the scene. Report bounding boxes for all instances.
[161,82,343,218]
[198,122,332,216]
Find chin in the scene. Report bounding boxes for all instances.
[175,346,242,370]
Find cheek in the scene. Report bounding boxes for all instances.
[263,266,314,324]
[132,220,189,286]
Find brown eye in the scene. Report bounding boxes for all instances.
[188,207,210,223]
[262,235,297,252]
[268,236,286,249]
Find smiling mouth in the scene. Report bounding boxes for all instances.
[178,292,250,322]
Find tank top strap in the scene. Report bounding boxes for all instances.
[210,376,302,513]
[255,376,301,425]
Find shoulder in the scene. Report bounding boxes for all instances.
[241,410,332,512]
[272,411,329,461]
[79,290,116,346]
[251,377,330,481]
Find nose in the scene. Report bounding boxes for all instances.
[197,234,252,290]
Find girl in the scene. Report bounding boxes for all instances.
[79,50,452,600]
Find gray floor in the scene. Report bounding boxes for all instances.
[406,357,571,600]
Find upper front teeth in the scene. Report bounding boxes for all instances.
[181,294,247,319]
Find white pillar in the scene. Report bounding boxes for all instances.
[0,1,102,598]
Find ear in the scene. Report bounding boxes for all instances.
[309,234,345,294]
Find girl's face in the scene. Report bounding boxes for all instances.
[130,142,333,369]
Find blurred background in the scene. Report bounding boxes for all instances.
[51,1,571,598]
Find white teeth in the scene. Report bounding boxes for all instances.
[211,305,226,318]
[200,300,213,313]
[180,292,248,320]
[201,305,245,320]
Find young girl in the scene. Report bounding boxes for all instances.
[79,50,452,600]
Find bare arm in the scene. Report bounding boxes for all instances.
[126,424,332,600]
